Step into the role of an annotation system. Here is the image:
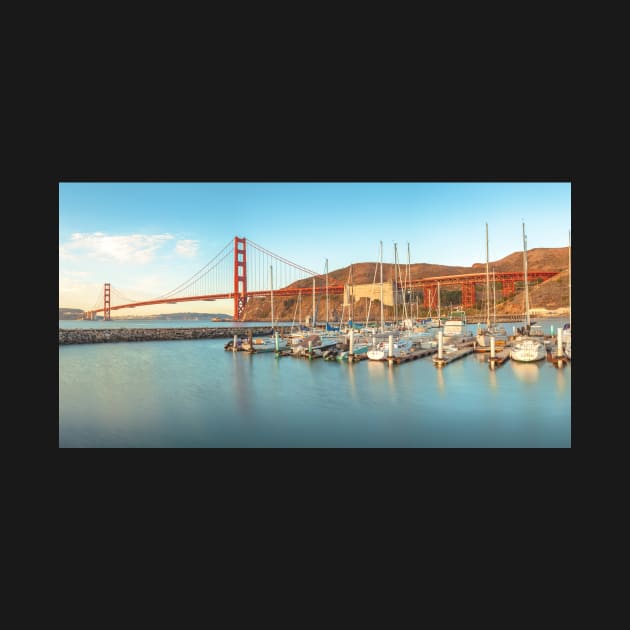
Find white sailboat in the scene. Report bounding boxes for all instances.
[510,223,546,362]
[244,265,288,353]
[476,223,508,349]
[366,241,414,360]
[421,281,443,329]
[367,336,413,361]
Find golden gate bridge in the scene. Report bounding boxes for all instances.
[84,236,559,321]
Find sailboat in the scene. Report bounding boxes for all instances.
[476,223,508,349]
[563,230,571,360]
[244,265,288,353]
[289,265,340,355]
[510,223,546,362]
[420,281,443,329]
[367,241,414,360]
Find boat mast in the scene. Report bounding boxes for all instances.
[492,268,497,327]
[485,222,491,328]
[522,222,530,328]
[393,243,398,325]
[270,265,274,329]
[379,240,384,333]
[407,242,411,322]
[397,243,408,325]
[437,280,441,321]
[350,263,354,326]
[568,230,571,330]
[312,276,316,328]
[365,257,379,329]
[325,258,329,326]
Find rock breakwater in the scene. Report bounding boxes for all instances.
[59,326,292,345]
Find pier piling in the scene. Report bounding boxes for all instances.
[349,328,354,361]
[554,327,564,368]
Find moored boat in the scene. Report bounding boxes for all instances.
[476,225,509,349]
[509,223,546,362]
[367,336,413,360]
[442,311,473,343]
[510,337,546,362]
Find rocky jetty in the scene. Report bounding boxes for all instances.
[59,326,292,345]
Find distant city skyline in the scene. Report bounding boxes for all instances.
[59,182,571,315]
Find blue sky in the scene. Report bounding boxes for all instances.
[59,182,571,314]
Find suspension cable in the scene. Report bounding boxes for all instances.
[248,239,319,277]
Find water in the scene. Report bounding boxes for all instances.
[59,319,571,447]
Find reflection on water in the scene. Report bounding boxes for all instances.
[348,362,357,401]
[436,368,445,395]
[510,361,540,383]
[556,366,566,394]
[387,363,395,392]
[233,351,252,416]
[60,334,570,447]
[488,367,497,390]
[366,360,387,380]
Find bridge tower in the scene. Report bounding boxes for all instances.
[502,279,516,298]
[233,237,247,320]
[104,283,111,321]
[462,282,476,308]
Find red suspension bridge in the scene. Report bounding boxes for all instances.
[84,236,560,321]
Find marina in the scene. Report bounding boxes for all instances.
[59,182,571,448]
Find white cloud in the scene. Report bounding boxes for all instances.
[175,239,199,257]
[59,245,74,260]
[59,277,103,309]
[62,232,174,264]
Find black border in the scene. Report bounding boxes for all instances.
[50,100,579,521]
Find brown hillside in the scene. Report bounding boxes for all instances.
[498,269,569,313]
[240,246,570,321]
[283,261,475,289]
[472,247,568,273]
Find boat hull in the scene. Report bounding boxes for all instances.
[509,339,546,362]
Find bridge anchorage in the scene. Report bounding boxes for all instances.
[84,236,561,321]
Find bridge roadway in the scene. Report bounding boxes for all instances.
[86,270,559,319]
[87,285,346,317]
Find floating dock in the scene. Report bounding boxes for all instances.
[432,345,475,367]
[474,341,507,353]
[389,347,438,365]
[488,348,510,368]
[547,329,569,368]
[547,351,569,368]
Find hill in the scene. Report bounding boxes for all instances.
[241,246,570,321]
[471,247,568,273]
[500,269,570,314]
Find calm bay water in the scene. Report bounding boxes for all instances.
[59,319,571,447]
